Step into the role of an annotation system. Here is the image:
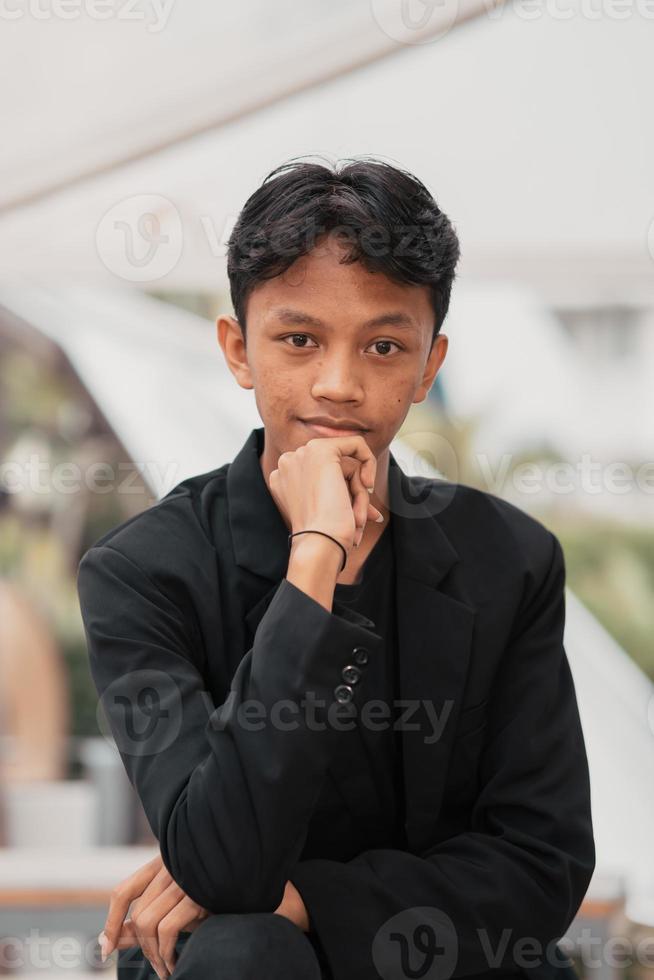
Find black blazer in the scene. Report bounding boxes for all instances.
[77,426,595,980]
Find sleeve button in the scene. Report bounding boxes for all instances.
[334,684,355,704]
[342,664,362,685]
[352,646,369,666]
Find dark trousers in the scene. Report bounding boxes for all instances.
[117,912,331,980]
[116,914,578,980]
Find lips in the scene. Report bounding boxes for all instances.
[302,422,368,437]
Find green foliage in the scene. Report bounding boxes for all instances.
[63,634,101,740]
[544,517,654,681]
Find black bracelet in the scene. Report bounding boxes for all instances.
[288,530,347,572]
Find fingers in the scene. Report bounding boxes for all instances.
[132,879,184,979]
[347,463,367,543]
[134,913,170,980]
[340,435,377,492]
[102,855,163,958]
[342,457,384,548]
[111,893,208,980]
[111,918,138,949]
[309,433,377,491]
[184,908,210,932]
[348,464,384,546]
[101,853,208,980]
[157,897,208,975]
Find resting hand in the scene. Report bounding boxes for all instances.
[99,852,209,979]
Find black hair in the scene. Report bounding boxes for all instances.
[226,154,461,349]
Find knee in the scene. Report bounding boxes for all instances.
[171,912,322,980]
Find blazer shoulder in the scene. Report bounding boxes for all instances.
[78,463,228,577]
[428,477,560,575]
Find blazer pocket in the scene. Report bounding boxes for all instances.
[455,697,489,737]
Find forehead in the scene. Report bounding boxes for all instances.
[246,244,433,329]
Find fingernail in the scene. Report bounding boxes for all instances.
[98,931,109,963]
[375,514,384,522]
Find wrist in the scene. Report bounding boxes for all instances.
[289,531,346,571]
[288,883,310,932]
[286,534,343,611]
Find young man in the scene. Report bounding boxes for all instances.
[77,157,595,980]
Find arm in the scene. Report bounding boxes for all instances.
[289,532,596,980]
[76,540,382,916]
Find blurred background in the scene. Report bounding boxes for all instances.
[0,0,653,976]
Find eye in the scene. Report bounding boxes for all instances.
[280,334,318,349]
[367,339,403,357]
[279,334,404,356]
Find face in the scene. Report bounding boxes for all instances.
[217,236,448,495]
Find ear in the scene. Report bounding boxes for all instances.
[413,333,448,404]
[216,314,254,390]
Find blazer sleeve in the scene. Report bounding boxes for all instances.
[76,542,383,915]
[289,532,596,980]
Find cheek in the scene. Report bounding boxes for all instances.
[253,363,297,409]
[373,369,417,404]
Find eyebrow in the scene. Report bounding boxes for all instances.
[268,307,418,331]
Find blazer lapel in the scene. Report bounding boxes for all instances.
[386,455,477,854]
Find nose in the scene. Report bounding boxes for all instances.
[309,348,363,402]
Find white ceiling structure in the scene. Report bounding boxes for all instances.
[0,0,653,305]
[1,0,653,927]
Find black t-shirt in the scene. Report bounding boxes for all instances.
[300,517,407,859]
